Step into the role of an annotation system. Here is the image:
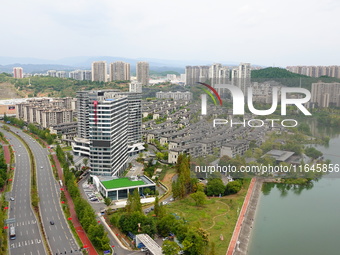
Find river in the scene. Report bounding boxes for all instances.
[247,126,340,255]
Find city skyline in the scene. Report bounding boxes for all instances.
[1,0,340,67]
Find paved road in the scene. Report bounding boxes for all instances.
[1,127,46,255]
[8,126,81,255]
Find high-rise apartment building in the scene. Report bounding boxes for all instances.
[13,67,23,79]
[185,66,210,86]
[56,71,66,78]
[73,89,142,176]
[89,94,128,176]
[136,61,149,86]
[16,98,74,128]
[129,81,142,93]
[92,61,107,82]
[311,82,340,107]
[231,63,251,92]
[69,70,92,81]
[47,70,57,77]
[287,66,340,79]
[110,61,130,81]
[209,63,230,86]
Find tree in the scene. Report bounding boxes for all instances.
[190,191,207,207]
[104,197,112,206]
[67,152,74,165]
[83,157,89,167]
[162,240,181,255]
[305,147,323,159]
[156,152,164,160]
[157,215,177,237]
[154,196,160,216]
[119,212,156,237]
[126,189,142,214]
[206,178,225,196]
[119,212,145,234]
[157,203,167,219]
[182,228,208,255]
[225,180,242,195]
[144,188,151,195]
[219,155,231,166]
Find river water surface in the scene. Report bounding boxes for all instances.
[247,128,340,255]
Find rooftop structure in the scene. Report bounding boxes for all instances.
[92,175,156,200]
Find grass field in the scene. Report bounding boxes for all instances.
[166,179,250,255]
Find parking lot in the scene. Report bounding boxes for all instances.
[83,183,103,203]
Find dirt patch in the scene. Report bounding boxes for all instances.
[0,82,22,99]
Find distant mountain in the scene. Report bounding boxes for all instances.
[0,56,54,65]
[0,56,241,74]
[0,64,76,74]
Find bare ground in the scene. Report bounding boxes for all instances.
[0,82,23,99]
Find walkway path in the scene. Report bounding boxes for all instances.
[233,179,262,255]
[205,201,229,231]
[226,178,257,255]
[52,153,98,255]
[2,143,10,164]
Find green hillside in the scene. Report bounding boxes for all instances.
[251,67,308,79]
[0,73,128,98]
[251,67,340,89]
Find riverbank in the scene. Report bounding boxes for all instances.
[226,178,262,255]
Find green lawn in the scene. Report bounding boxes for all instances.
[101,177,145,189]
[166,179,250,255]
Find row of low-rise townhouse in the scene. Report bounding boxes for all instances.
[155,91,193,101]
[49,122,77,141]
[142,100,189,119]
[144,98,271,164]
[167,124,259,163]
[220,140,250,158]
[145,128,174,143]
[219,127,268,158]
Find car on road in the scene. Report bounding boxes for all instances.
[10,197,15,201]
[169,198,174,202]
[50,220,54,225]
[40,166,43,169]
[162,201,168,205]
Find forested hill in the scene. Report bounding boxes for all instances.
[0,73,128,98]
[251,67,340,89]
[251,67,307,79]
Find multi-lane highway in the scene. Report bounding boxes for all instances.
[2,127,46,255]
[14,127,81,255]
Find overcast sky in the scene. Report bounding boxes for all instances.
[1,0,339,67]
